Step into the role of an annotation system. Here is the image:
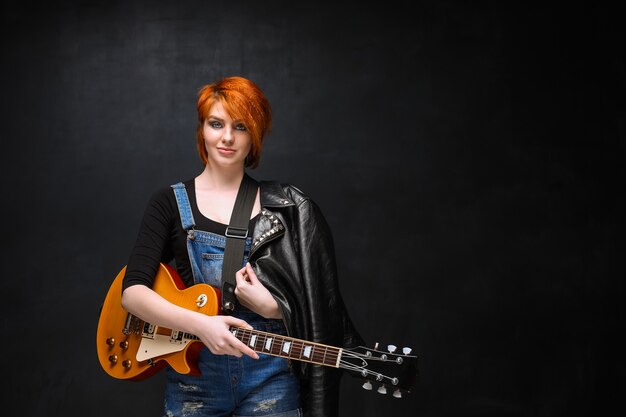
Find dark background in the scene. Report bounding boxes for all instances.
[2,1,624,416]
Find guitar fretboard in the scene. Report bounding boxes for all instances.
[230,327,342,368]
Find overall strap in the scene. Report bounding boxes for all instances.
[171,182,196,231]
[221,173,259,313]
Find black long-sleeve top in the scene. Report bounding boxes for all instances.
[122,178,258,291]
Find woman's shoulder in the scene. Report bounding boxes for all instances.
[145,178,193,208]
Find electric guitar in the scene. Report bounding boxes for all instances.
[96,263,418,397]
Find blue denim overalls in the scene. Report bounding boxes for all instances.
[163,182,301,417]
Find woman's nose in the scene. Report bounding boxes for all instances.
[222,127,234,143]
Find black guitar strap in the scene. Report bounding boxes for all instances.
[221,173,259,313]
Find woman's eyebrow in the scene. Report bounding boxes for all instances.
[207,115,243,124]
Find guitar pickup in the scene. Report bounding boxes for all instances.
[170,330,186,344]
[142,323,156,339]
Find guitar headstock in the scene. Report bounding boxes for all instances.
[341,342,418,399]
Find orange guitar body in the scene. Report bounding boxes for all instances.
[96,263,219,380]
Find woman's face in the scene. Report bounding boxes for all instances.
[202,101,252,169]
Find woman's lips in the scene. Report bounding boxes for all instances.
[217,147,235,155]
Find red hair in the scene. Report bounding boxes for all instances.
[196,76,272,169]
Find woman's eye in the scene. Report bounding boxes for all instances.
[209,121,222,129]
[235,124,247,131]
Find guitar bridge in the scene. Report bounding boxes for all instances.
[122,313,132,335]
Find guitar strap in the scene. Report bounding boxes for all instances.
[221,173,259,313]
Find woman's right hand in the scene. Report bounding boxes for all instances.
[194,314,259,360]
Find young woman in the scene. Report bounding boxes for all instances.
[121,76,363,417]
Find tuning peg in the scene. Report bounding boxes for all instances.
[403,347,412,355]
[387,344,397,353]
[393,389,402,398]
[362,381,373,390]
[377,384,387,394]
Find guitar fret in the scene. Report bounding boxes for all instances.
[312,346,325,364]
[289,340,298,358]
[257,333,269,352]
[275,336,285,356]
[295,341,303,359]
[257,333,265,351]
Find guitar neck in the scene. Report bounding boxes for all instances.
[230,327,343,368]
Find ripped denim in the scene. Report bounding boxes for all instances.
[163,311,301,417]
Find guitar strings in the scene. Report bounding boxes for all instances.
[338,350,398,384]
[232,327,341,365]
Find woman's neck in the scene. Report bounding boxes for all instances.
[195,163,245,191]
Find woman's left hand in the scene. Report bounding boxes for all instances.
[234,262,283,319]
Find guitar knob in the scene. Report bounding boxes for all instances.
[122,359,132,369]
[106,337,115,346]
[403,347,412,355]
[119,340,129,350]
[196,293,208,308]
[387,344,397,353]
[377,385,387,394]
[393,389,402,398]
[362,381,373,390]
[108,355,118,364]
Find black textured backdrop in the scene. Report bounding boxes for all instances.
[2,1,624,416]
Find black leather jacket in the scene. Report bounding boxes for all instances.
[250,181,364,417]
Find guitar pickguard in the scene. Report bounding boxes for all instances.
[136,323,192,361]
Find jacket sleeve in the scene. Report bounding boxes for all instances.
[294,196,364,417]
